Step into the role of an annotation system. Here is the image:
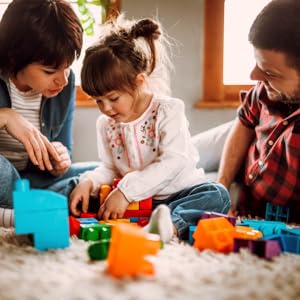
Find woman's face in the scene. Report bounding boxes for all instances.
[13,63,70,97]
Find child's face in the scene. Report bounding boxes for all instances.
[13,63,70,97]
[95,90,142,123]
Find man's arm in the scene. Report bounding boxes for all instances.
[217,117,255,189]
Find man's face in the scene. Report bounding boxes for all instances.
[250,48,300,103]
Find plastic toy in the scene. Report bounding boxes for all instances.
[233,238,281,259]
[107,223,161,277]
[201,211,237,226]
[193,217,235,253]
[13,179,69,251]
[265,202,289,222]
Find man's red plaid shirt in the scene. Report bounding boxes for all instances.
[237,82,300,222]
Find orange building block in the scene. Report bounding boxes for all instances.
[127,201,140,210]
[107,223,161,277]
[234,226,263,240]
[193,217,235,253]
[99,219,131,226]
[99,185,112,205]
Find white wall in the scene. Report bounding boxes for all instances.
[73,0,236,162]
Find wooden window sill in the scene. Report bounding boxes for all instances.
[194,100,240,109]
[76,86,96,107]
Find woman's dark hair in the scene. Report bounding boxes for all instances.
[81,16,171,97]
[249,0,300,70]
[0,0,83,76]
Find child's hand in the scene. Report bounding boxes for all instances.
[69,179,93,216]
[98,188,130,221]
[49,141,71,176]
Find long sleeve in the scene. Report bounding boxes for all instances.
[117,98,205,201]
[79,115,119,194]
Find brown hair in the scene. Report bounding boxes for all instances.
[81,15,171,97]
[249,0,300,71]
[0,0,83,76]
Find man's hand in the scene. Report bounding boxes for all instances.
[1,108,61,171]
[49,141,71,177]
[69,179,93,216]
[98,188,130,221]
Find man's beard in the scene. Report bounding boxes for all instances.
[265,85,300,104]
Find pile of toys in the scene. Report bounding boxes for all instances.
[12,179,300,279]
[189,203,300,259]
[13,179,161,278]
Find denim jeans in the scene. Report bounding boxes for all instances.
[0,154,98,209]
[154,182,231,240]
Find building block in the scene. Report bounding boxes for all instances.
[233,238,281,259]
[201,211,237,226]
[99,219,131,226]
[123,209,152,218]
[107,223,161,277]
[99,184,112,205]
[193,217,235,253]
[13,179,69,251]
[80,212,97,219]
[127,201,140,210]
[265,202,289,222]
[69,216,81,236]
[280,228,300,236]
[234,226,263,240]
[239,219,287,237]
[139,198,152,210]
[189,225,196,245]
[77,217,98,225]
[279,235,300,255]
[88,239,110,260]
[79,223,111,241]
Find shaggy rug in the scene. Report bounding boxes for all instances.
[0,227,300,300]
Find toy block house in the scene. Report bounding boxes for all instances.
[13,179,69,251]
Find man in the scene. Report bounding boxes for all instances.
[218,0,300,222]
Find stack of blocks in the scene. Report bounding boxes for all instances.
[13,179,69,251]
[99,178,152,218]
[189,203,300,259]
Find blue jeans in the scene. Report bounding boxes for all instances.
[154,182,231,240]
[0,155,98,209]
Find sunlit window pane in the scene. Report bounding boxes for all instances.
[223,0,271,84]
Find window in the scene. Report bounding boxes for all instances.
[195,0,271,108]
[0,0,120,107]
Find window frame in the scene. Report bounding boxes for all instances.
[195,0,253,109]
[76,0,120,107]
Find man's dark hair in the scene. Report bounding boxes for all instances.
[0,0,83,76]
[249,0,300,71]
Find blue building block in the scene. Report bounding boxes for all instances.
[240,219,287,237]
[279,235,300,255]
[77,218,99,225]
[263,233,300,255]
[13,179,69,251]
[189,225,196,245]
[265,202,289,222]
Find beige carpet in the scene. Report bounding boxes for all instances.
[0,227,300,300]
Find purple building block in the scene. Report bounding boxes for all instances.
[201,211,237,226]
[234,238,281,259]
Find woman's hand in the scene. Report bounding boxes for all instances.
[1,108,61,171]
[69,179,93,216]
[98,188,130,221]
[48,141,71,177]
